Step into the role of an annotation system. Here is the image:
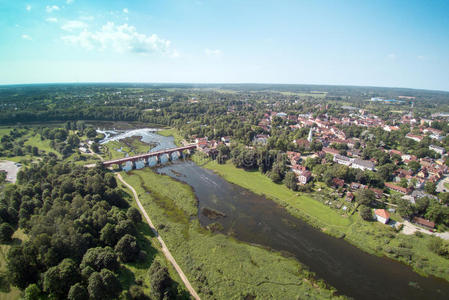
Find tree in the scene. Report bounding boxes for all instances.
[408,161,421,173]
[115,234,139,263]
[88,269,120,300]
[415,197,430,214]
[127,207,142,223]
[100,223,117,246]
[0,223,14,243]
[0,172,6,184]
[80,247,119,272]
[68,283,89,300]
[359,205,372,221]
[396,199,414,219]
[356,189,375,206]
[43,258,80,298]
[284,171,298,191]
[85,128,97,139]
[148,261,173,300]
[23,283,41,300]
[424,181,436,195]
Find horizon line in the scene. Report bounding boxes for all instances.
[0,81,448,94]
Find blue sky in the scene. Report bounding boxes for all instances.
[0,0,448,91]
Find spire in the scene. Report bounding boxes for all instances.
[307,128,313,143]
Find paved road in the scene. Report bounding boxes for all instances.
[436,176,449,193]
[400,220,449,240]
[0,160,21,183]
[116,173,201,300]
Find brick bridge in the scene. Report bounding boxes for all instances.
[102,144,196,169]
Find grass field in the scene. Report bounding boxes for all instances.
[120,168,340,299]
[24,133,60,156]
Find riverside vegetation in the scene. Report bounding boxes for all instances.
[120,168,343,299]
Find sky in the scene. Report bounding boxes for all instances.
[0,0,448,91]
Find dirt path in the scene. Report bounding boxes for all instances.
[116,173,201,300]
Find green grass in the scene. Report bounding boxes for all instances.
[444,182,449,190]
[24,133,60,156]
[120,168,341,299]
[158,128,183,146]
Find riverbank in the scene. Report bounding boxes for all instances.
[202,159,449,282]
[120,168,342,299]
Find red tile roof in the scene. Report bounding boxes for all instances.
[374,209,390,219]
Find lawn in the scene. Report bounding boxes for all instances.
[120,168,340,299]
[24,133,60,156]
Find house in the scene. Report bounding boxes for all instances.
[405,133,423,142]
[429,145,445,155]
[297,170,312,185]
[374,209,390,224]
[332,178,345,188]
[323,147,340,156]
[370,188,384,199]
[293,139,310,149]
[346,192,354,202]
[413,217,435,229]
[287,151,301,165]
[385,182,411,194]
[221,136,231,146]
[253,134,269,145]
[334,154,352,166]
[351,158,375,171]
[350,182,367,191]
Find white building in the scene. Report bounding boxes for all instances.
[374,209,390,224]
[429,145,445,155]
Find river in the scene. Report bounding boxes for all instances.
[101,129,449,299]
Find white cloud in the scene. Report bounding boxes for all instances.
[26,5,31,11]
[46,17,58,23]
[61,20,88,32]
[67,0,74,4]
[46,5,60,13]
[21,34,32,40]
[61,22,175,56]
[205,48,222,57]
[123,8,129,14]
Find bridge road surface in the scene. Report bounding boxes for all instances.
[103,144,196,167]
[116,173,201,300]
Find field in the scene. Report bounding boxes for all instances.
[200,159,449,281]
[120,168,340,299]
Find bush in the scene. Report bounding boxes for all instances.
[0,223,14,243]
[359,205,372,221]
